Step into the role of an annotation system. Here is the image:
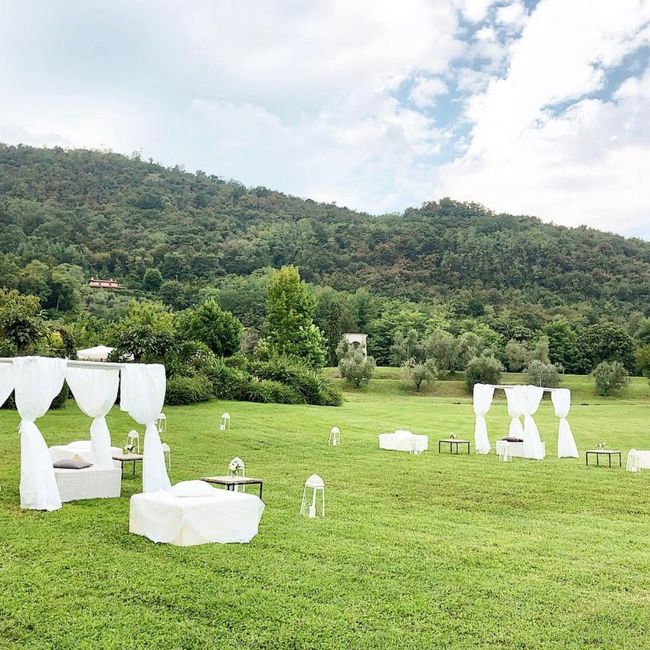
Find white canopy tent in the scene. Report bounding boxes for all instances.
[0,355,170,511]
[77,345,134,362]
[472,383,579,459]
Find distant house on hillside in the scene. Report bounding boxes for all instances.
[343,333,368,358]
[88,277,121,289]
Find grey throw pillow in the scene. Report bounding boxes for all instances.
[53,459,93,470]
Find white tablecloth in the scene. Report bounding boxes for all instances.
[379,431,429,453]
[49,440,122,468]
[496,440,546,459]
[627,449,650,472]
[129,487,265,546]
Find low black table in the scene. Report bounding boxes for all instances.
[201,476,263,500]
[438,439,471,454]
[112,453,144,478]
[585,450,622,467]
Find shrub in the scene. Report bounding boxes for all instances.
[241,378,303,404]
[526,360,562,388]
[338,342,376,388]
[247,356,341,405]
[205,361,251,401]
[593,361,629,396]
[165,375,213,406]
[205,355,341,406]
[406,359,438,392]
[51,383,70,409]
[465,353,503,391]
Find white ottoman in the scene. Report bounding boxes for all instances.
[130,488,265,546]
[379,430,429,453]
[495,440,546,459]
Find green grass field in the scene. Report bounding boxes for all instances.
[1,372,649,649]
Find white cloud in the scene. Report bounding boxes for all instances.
[496,1,528,29]
[439,0,650,232]
[409,77,448,108]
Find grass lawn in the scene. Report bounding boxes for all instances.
[1,376,649,649]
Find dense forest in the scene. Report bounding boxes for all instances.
[1,143,649,376]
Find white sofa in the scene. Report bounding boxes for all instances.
[496,440,546,459]
[130,488,265,546]
[379,430,428,454]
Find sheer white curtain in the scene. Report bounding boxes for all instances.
[66,366,120,466]
[504,386,525,438]
[521,385,545,459]
[552,388,578,458]
[120,364,170,492]
[0,363,14,406]
[473,383,495,454]
[14,357,66,511]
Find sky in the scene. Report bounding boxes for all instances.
[1,0,649,238]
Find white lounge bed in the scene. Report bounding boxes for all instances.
[54,466,122,502]
[130,486,265,546]
[49,440,123,502]
[379,430,428,453]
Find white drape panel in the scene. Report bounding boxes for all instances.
[504,386,525,438]
[14,357,66,511]
[66,366,120,467]
[0,363,14,406]
[551,388,578,458]
[120,364,170,492]
[473,383,495,454]
[521,385,545,459]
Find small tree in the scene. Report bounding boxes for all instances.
[424,329,456,375]
[593,361,629,396]
[264,266,326,368]
[406,359,438,392]
[0,289,44,354]
[143,268,163,292]
[390,329,423,366]
[456,331,481,370]
[526,360,561,387]
[337,341,375,388]
[465,352,503,391]
[113,300,176,362]
[530,335,550,364]
[504,339,531,372]
[183,299,242,357]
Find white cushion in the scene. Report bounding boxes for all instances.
[171,480,216,498]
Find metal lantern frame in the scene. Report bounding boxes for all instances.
[300,474,325,518]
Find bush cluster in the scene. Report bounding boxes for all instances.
[165,375,214,406]
[203,355,341,406]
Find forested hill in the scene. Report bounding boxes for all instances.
[1,143,649,318]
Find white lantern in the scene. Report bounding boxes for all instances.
[228,456,245,478]
[125,430,140,454]
[300,474,325,518]
[228,456,245,492]
[156,413,167,434]
[329,426,340,446]
[220,412,231,431]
